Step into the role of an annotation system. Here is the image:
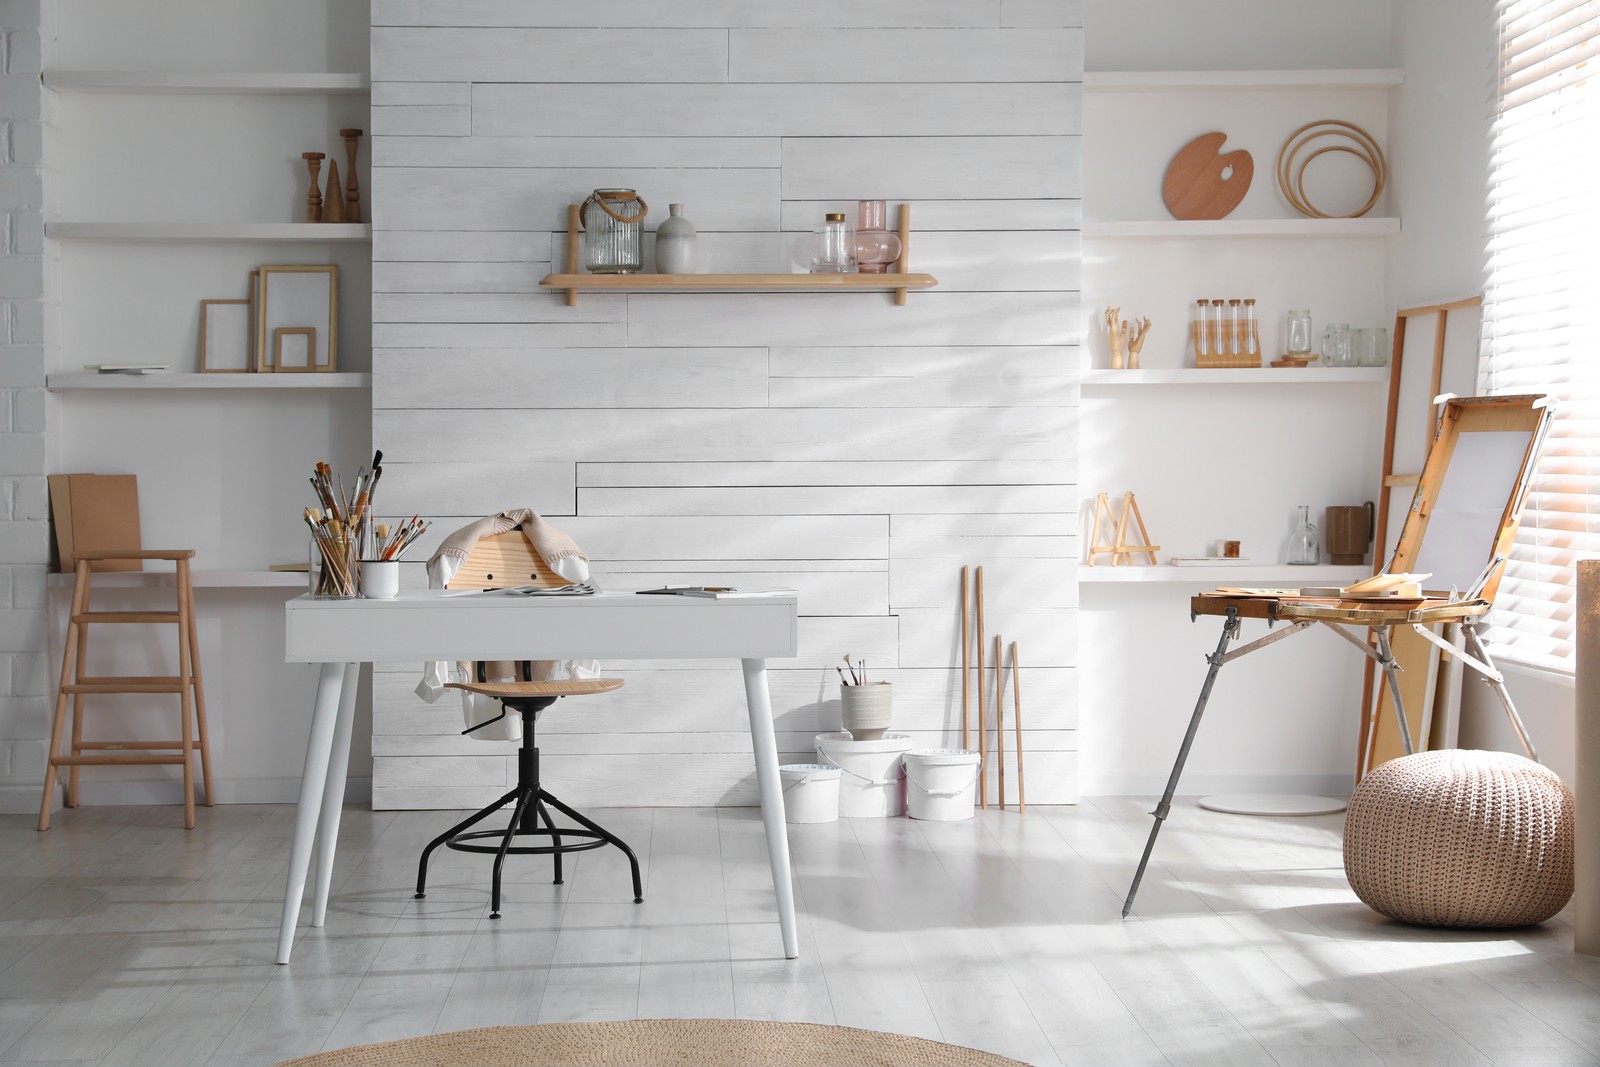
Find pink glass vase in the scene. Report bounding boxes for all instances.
[854,200,902,274]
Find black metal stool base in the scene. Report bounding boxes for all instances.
[412,696,643,919]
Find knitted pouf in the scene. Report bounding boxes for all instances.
[1344,749,1574,927]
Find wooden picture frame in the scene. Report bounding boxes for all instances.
[272,327,317,372]
[256,264,337,372]
[199,299,252,373]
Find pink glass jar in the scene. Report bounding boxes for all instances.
[854,200,902,274]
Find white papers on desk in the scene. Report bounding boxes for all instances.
[438,581,600,598]
[497,581,599,596]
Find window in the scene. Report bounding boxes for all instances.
[1480,0,1600,672]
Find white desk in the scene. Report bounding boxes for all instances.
[278,589,800,965]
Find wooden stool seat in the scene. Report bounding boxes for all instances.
[39,553,212,831]
[445,678,624,699]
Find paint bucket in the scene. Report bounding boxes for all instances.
[779,764,841,824]
[814,732,913,817]
[903,749,982,821]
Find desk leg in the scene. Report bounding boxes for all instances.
[742,657,798,959]
[312,662,360,927]
[1124,610,1240,918]
[277,662,346,965]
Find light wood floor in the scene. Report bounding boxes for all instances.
[0,798,1592,1066]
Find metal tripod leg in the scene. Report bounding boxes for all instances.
[1123,609,1241,918]
[1461,623,1538,760]
[1373,627,1416,756]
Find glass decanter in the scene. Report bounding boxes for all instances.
[1287,505,1320,566]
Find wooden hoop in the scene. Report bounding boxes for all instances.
[1275,119,1387,219]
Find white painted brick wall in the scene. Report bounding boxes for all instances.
[0,2,54,809]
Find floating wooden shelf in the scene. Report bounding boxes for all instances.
[538,273,938,296]
[1084,218,1400,239]
[43,71,370,94]
[1083,68,1403,93]
[47,372,371,391]
[45,570,311,589]
[545,201,932,305]
[46,222,371,243]
[1080,564,1372,585]
[1081,368,1387,386]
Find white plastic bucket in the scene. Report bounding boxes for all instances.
[903,749,982,821]
[779,764,841,824]
[814,732,913,818]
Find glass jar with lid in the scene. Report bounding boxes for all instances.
[810,212,857,273]
[580,188,648,274]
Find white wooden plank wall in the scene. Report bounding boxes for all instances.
[369,0,1082,808]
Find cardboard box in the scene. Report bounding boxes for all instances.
[47,474,142,572]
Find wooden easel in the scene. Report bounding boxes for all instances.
[1358,296,1483,777]
[1087,491,1160,566]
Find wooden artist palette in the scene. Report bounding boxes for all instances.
[1163,132,1253,220]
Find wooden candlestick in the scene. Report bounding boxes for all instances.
[323,159,346,223]
[301,152,325,222]
[339,128,362,224]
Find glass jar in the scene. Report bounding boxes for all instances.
[1321,323,1352,367]
[580,188,648,274]
[1354,326,1389,367]
[1242,298,1259,358]
[1286,309,1313,356]
[1287,505,1320,566]
[309,532,358,599]
[853,199,902,273]
[810,212,857,273]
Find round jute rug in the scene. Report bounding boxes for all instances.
[277,1019,1029,1067]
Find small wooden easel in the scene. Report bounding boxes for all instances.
[1087,491,1160,566]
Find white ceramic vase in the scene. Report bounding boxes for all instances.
[655,203,697,274]
[840,682,892,741]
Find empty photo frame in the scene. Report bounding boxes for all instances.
[273,327,317,372]
[256,264,338,372]
[199,299,252,373]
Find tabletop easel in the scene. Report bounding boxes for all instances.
[1087,491,1159,566]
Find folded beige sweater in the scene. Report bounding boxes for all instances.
[430,508,585,570]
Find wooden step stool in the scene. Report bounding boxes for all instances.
[39,550,214,830]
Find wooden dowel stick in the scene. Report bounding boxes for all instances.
[995,633,1005,809]
[565,203,581,307]
[1011,640,1025,811]
[975,565,987,809]
[960,565,971,751]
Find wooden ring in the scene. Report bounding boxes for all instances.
[1275,119,1387,219]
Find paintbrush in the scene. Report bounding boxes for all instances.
[843,655,860,685]
[837,666,849,686]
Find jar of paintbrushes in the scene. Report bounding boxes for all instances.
[837,654,892,740]
[305,455,385,599]
[359,517,430,599]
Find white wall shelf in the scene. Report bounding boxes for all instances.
[1080,564,1372,584]
[1082,368,1388,386]
[44,71,370,94]
[46,570,309,589]
[46,222,371,243]
[1083,69,1403,93]
[47,372,371,391]
[1084,218,1400,239]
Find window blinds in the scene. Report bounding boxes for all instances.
[1480,0,1600,672]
